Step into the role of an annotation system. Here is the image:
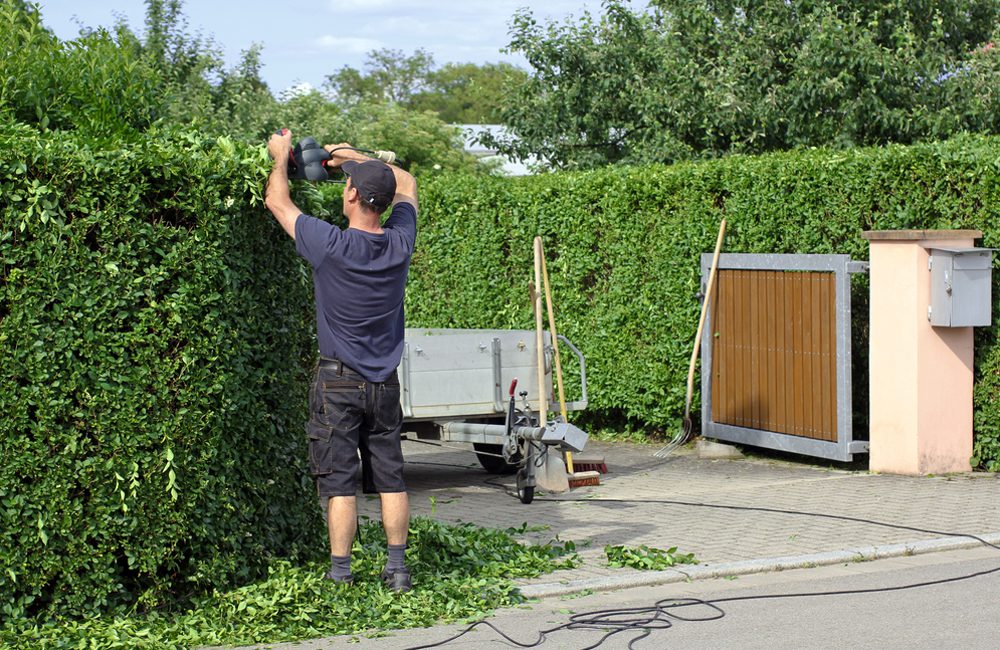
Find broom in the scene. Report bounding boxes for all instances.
[535,238,604,487]
[654,218,727,459]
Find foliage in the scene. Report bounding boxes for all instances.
[327,48,437,105]
[0,517,578,648]
[412,62,529,124]
[326,47,529,124]
[1,1,480,174]
[273,92,481,175]
[0,1,159,134]
[605,544,697,570]
[406,135,1000,466]
[0,124,327,621]
[488,0,1000,169]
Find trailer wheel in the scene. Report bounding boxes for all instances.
[518,485,534,504]
[473,443,519,474]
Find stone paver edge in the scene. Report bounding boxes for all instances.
[517,532,1000,599]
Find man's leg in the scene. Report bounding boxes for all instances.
[379,491,409,545]
[327,495,358,556]
[310,361,365,583]
[367,376,411,591]
[379,491,411,592]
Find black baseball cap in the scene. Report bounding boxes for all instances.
[342,160,396,211]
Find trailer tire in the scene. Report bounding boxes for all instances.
[473,443,519,474]
[518,485,534,504]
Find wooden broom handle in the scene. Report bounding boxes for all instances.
[533,237,548,419]
[538,239,568,422]
[538,238,573,472]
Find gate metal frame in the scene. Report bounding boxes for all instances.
[700,253,870,462]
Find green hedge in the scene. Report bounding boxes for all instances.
[5,128,1000,623]
[407,135,1000,465]
[0,124,319,619]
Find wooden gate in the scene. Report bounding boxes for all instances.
[701,254,869,461]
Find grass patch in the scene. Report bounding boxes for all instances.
[2,517,578,649]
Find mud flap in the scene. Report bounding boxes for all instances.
[535,446,570,493]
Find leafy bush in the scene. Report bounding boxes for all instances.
[407,135,1000,463]
[0,2,159,135]
[0,124,321,620]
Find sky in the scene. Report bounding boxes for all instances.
[38,0,612,96]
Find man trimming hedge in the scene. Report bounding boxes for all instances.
[265,129,418,593]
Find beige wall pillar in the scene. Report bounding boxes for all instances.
[862,230,981,475]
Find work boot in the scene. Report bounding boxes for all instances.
[380,567,412,593]
[323,570,354,585]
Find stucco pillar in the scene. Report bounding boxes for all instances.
[861,230,981,475]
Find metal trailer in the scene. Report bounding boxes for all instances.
[398,328,590,503]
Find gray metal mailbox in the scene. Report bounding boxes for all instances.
[928,247,994,327]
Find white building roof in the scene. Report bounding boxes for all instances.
[455,124,540,176]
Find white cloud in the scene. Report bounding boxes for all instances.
[315,35,382,53]
[328,0,427,13]
[328,0,605,20]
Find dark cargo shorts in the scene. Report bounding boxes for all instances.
[306,358,406,497]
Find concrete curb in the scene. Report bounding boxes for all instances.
[518,532,1000,599]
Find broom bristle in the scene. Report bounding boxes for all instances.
[572,461,608,474]
[567,471,601,488]
[570,456,607,474]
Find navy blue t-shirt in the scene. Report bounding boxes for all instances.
[294,202,417,383]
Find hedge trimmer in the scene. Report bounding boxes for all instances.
[274,129,397,182]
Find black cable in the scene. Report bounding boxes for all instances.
[405,597,725,650]
[482,475,511,491]
[409,556,1000,650]
[406,460,477,469]
[327,145,400,167]
[406,492,1000,649]
[327,145,383,157]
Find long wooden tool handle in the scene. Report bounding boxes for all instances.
[539,240,567,422]
[533,237,548,420]
[539,239,573,473]
[685,219,727,417]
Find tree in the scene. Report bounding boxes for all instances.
[0,0,278,137]
[136,0,278,138]
[0,0,485,174]
[411,62,528,123]
[325,49,528,124]
[325,48,435,105]
[486,0,1000,169]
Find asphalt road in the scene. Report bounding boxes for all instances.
[266,545,1000,650]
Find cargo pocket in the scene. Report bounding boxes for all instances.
[374,382,403,432]
[306,421,335,476]
[318,382,364,429]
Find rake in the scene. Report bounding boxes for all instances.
[655,218,726,459]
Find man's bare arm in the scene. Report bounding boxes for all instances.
[325,143,418,210]
[265,130,303,238]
